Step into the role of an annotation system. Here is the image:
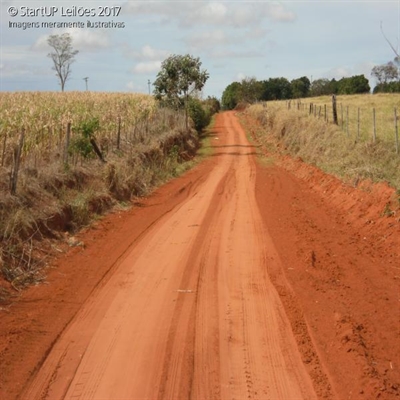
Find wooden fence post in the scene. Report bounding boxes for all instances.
[341,103,344,129]
[63,122,71,165]
[332,95,338,125]
[324,104,327,122]
[373,108,376,143]
[357,108,360,141]
[395,108,399,154]
[117,116,121,150]
[346,106,349,137]
[90,138,106,163]
[1,131,7,167]
[10,129,25,195]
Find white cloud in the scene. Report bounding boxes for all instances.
[0,63,30,77]
[128,45,169,61]
[126,45,169,74]
[121,0,296,28]
[245,28,272,40]
[186,30,229,50]
[267,3,296,22]
[69,29,111,50]
[230,6,261,28]
[236,72,246,81]
[1,45,28,61]
[326,62,375,80]
[196,2,228,25]
[31,35,50,52]
[132,61,162,74]
[0,45,47,77]
[355,61,377,78]
[32,29,110,52]
[123,1,189,19]
[185,28,272,54]
[209,48,264,59]
[141,45,168,60]
[327,67,352,79]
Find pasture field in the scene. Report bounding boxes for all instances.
[246,93,400,189]
[271,93,400,145]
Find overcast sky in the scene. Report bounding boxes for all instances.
[1,1,399,97]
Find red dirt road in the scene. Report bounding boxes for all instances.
[21,112,317,399]
[1,111,399,400]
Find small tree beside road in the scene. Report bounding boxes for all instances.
[153,54,209,130]
[47,33,79,92]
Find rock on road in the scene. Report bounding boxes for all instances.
[22,112,317,399]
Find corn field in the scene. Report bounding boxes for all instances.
[0,92,196,287]
[0,92,160,169]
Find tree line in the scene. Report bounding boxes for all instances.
[221,75,372,110]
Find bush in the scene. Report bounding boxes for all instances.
[203,96,221,115]
[188,98,210,132]
[70,117,100,159]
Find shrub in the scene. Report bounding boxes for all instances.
[70,117,100,159]
[188,98,210,132]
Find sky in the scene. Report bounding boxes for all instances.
[0,0,399,98]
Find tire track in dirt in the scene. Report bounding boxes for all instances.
[22,112,318,400]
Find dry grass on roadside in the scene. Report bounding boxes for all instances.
[281,93,400,144]
[246,98,400,190]
[0,108,201,291]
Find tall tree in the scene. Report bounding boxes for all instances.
[153,54,209,129]
[261,78,292,101]
[310,79,332,96]
[291,76,311,98]
[47,33,78,92]
[240,77,263,103]
[371,62,399,84]
[337,75,370,94]
[221,82,242,110]
[372,62,400,93]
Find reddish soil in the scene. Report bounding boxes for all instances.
[0,111,399,400]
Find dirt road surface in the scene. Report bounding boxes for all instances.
[20,112,316,400]
[1,112,399,400]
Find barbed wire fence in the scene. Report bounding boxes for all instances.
[284,96,399,155]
